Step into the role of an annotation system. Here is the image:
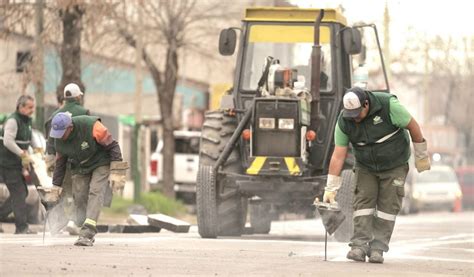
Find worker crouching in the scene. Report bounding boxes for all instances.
[48,112,127,246]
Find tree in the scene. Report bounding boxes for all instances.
[392,32,474,164]
[55,1,84,104]
[112,0,237,197]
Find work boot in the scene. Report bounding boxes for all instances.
[369,250,384,264]
[74,236,95,246]
[346,248,366,262]
[74,224,96,247]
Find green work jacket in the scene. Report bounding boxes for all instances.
[0,112,32,168]
[338,92,410,172]
[54,116,110,175]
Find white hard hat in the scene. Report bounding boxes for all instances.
[63,83,83,98]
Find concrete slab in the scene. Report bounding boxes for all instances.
[127,214,149,225]
[96,225,109,233]
[108,225,161,233]
[147,214,190,233]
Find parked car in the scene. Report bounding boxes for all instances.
[455,166,474,209]
[148,130,200,203]
[0,128,47,224]
[402,165,462,214]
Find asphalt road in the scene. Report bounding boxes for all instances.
[1,211,473,276]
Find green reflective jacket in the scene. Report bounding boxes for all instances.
[55,115,110,175]
[0,112,32,168]
[338,92,410,172]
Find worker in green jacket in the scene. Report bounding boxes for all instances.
[322,87,430,263]
[0,95,37,234]
[47,112,127,246]
[44,83,90,235]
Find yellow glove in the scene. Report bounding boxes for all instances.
[38,185,63,204]
[413,140,431,173]
[323,191,337,204]
[20,152,33,168]
[323,174,342,204]
[109,161,129,193]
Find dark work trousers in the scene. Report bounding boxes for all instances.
[0,166,28,232]
[72,165,110,238]
[349,163,409,254]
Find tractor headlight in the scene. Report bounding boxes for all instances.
[278,118,294,130]
[259,118,275,129]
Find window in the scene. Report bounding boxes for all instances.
[16,51,32,73]
[241,24,332,92]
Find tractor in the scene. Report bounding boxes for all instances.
[196,7,390,241]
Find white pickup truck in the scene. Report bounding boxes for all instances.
[147,130,200,203]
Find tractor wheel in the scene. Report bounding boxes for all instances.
[334,169,355,242]
[196,165,218,238]
[249,203,272,234]
[196,111,247,238]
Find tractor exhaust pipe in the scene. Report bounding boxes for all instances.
[310,9,324,131]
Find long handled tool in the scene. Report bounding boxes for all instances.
[37,187,60,245]
[42,207,50,244]
[314,200,346,261]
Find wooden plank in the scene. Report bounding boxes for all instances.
[147,214,190,233]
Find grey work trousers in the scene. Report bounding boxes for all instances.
[349,163,408,253]
[0,166,28,232]
[71,165,110,233]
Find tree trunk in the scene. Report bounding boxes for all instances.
[159,45,179,198]
[56,5,84,105]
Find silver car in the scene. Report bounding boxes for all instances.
[402,165,463,213]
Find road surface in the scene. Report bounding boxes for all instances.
[1,211,473,276]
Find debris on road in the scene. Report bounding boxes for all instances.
[108,225,161,233]
[127,214,149,225]
[96,215,162,234]
[147,214,190,233]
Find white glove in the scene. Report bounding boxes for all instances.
[413,140,431,173]
[322,174,342,204]
[109,161,129,193]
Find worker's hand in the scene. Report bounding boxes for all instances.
[38,185,63,204]
[20,151,34,169]
[323,190,337,204]
[44,154,56,177]
[109,161,129,193]
[413,139,431,173]
[323,174,342,204]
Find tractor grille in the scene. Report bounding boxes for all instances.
[254,100,299,157]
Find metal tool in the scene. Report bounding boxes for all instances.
[42,207,49,244]
[37,187,61,245]
[314,200,346,261]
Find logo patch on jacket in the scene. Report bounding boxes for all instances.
[373,116,383,125]
[81,141,90,150]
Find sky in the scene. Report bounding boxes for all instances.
[291,0,473,48]
[290,0,473,122]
